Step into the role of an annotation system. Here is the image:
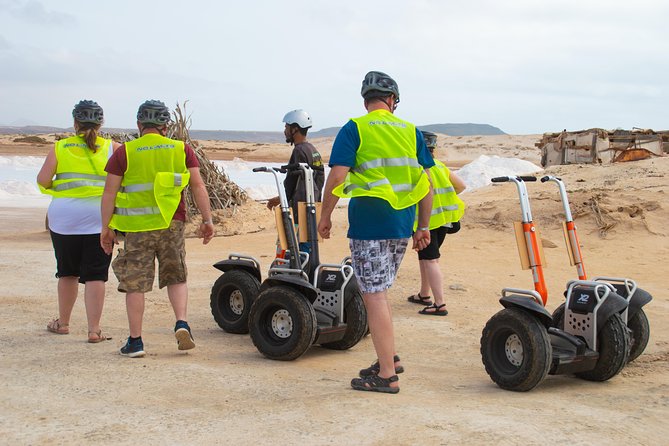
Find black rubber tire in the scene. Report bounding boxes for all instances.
[210,270,259,334]
[249,286,317,361]
[627,308,650,363]
[320,279,367,350]
[576,313,630,381]
[480,307,552,392]
[554,303,645,364]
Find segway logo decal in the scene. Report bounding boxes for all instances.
[577,294,589,304]
[326,273,337,283]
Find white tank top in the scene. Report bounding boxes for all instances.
[47,142,112,235]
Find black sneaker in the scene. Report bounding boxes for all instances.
[120,337,145,358]
[175,321,195,351]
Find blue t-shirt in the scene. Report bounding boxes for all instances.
[329,118,435,240]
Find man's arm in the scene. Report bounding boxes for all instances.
[317,165,349,239]
[100,173,122,254]
[412,170,433,251]
[189,166,214,245]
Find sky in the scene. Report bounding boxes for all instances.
[0,0,667,134]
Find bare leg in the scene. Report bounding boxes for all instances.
[57,276,79,325]
[421,259,445,313]
[126,292,145,338]
[364,291,399,388]
[418,260,431,297]
[167,282,188,322]
[83,280,105,334]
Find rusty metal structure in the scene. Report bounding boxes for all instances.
[537,128,669,167]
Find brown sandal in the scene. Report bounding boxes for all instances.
[47,318,69,335]
[88,331,112,343]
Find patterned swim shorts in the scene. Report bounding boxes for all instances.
[349,238,409,294]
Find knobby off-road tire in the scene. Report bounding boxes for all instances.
[552,303,630,380]
[210,270,260,334]
[480,307,552,392]
[249,285,317,361]
[321,279,367,350]
[627,309,650,363]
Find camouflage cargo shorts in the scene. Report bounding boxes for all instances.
[112,220,187,293]
[349,238,409,294]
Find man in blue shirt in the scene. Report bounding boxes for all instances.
[318,71,433,394]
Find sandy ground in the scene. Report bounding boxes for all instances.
[0,135,668,445]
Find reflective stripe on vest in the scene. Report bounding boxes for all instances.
[39,135,111,198]
[415,159,465,230]
[110,134,189,232]
[332,109,429,210]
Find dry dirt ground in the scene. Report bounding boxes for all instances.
[0,137,667,445]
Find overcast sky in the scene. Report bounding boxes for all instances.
[1,0,667,134]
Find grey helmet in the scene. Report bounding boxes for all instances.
[421,130,438,149]
[361,71,400,103]
[282,109,312,129]
[136,100,171,125]
[72,100,104,124]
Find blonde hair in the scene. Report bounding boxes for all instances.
[75,121,102,152]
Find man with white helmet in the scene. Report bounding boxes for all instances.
[267,109,324,251]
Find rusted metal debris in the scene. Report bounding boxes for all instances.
[537,128,669,167]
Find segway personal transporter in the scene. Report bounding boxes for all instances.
[541,175,651,362]
[210,164,367,360]
[480,176,631,391]
[209,165,302,334]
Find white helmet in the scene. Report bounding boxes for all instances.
[282,109,312,129]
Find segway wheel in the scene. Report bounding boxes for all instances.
[627,308,650,362]
[210,270,260,334]
[480,307,552,392]
[553,304,636,370]
[321,279,367,350]
[249,285,317,361]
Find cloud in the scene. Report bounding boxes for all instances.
[0,0,76,25]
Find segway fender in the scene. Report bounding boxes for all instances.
[592,291,629,333]
[213,259,261,282]
[260,275,318,302]
[500,295,553,328]
[610,284,652,319]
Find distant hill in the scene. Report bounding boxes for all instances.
[418,123,506,136]
[0,122,505,142]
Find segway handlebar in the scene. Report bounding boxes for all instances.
[491,175,537,183]
[540,175,562,183]
[252,166,281,173]
[280,163,324,173]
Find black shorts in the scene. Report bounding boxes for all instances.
[50,231,112,283]
[417,226,449,261]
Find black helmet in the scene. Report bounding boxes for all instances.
[421,130,438,149]
[136,100,171,125]
[361,71,400,103]
[72,100,104,124]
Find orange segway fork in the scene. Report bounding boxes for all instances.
[540,176,587,280]
[492,176,548,305]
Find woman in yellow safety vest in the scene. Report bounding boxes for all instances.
[37,100,119,343]
[407,131,466,316]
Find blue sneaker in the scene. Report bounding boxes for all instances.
[120,337,145,358]
[175,321,195,351]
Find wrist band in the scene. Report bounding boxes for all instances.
[418,226,429,231]
[203,220,213,225]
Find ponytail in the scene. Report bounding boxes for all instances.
[75,122,102,152]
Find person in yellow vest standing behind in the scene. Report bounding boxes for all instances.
[100,100,214,358]
[406,131,466,316]
[318,71,434,394]
[37,100,119,343]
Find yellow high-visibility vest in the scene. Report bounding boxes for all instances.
[39,135,111,197]
[414,159,465,230]
[333,109,429,209]
[110,133,190,232]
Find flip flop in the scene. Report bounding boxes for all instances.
[407,293,433,306]
[419,303,448,316]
